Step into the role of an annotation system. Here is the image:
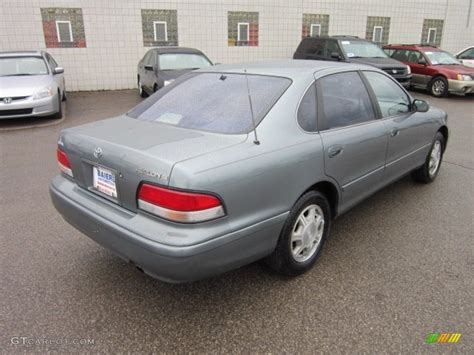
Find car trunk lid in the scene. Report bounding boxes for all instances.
[60,115,246,212]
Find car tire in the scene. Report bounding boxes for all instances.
[429,76,449,97]
[153,84,158,93]
[265,190,331,276]
[411,132,445,183]
[62,89,67,101]
[52,92,63,119]
[138,77,148,98]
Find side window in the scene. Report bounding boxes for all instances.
[326,41,342,58]
[305,39,325,57]
[392,50,409,62]
[297,84,317,132]
[143,51,152,65]
[318,72,376,130]
[46,54,58,69]
[406,50,422,64]
[459,48,474,59]
[364,71,411,117]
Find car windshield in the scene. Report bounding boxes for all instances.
[0,56,48,76]
[127,72,291,134]
[159,53,213,70]
[424,50,460,65]
[340,40,388,58]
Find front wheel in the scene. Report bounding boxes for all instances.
[52,93,63,119]
[429,76,449,97]
[411,132,445,183]
[138,77,148,97]
[265,191,331,276]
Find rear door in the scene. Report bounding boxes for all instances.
[316,71,388,213]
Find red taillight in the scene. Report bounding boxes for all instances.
[57,147,73,177]
[137,184,225,223]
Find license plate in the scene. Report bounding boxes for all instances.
[93,166,117,198]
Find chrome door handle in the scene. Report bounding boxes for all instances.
[390,128,400,137]
[328,145,344,158]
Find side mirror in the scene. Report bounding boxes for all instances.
[144,65,154,71]
[214,62,222,66]
[53,67,64,74]
[413,99,429,113]
[417,58,427,65]
[331,52,342,61]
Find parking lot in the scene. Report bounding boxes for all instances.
[0,90,472,352]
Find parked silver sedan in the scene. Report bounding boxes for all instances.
[0,51,66,119]
[50,60,448,283]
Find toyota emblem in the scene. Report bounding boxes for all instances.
[93,147,103,159]
[3,97,12,104]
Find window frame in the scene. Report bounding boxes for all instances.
[372,26,383,44]
[315,70,379,132]
[237,22,250,42]
[55,20,73,43]
[427,27,437,44]
[153,21,168,42]
[310,24,321,37]
[360,70,413,119]
[296,81,318,133]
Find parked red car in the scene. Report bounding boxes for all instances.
[383,44,474,97]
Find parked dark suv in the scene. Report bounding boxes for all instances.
[294,36,412,87]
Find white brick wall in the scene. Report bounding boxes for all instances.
[0,0,472,91]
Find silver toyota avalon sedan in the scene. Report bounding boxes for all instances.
[50,60,448,283]
[0,51,66,119]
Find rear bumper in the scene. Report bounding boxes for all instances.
[448,79,474,94]
[0,94,58,119]
[50,175,286,283]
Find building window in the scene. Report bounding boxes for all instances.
[41,8,86,48]
[427,28,437,44]
[141,9,178,47]
[302,14,329,38]
[228,11,259,46]
[373,26,383,44]
[237,22,249,42]
[310,24,321,37]
[56,21,73,42]
[366,16,390,45]
[421,19,443,46]
[153,21,168,42]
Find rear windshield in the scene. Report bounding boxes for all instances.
[128,72,291,134]
[159,53,212,70]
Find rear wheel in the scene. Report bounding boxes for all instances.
[153,84,158,93]
[265,191,330,276]
[138,77,148,97]
[411,132,445,183]
[429,76,449,97]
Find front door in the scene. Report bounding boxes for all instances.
[316,71,388,213]
[362,70,433,182]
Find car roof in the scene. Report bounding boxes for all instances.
[301,35,362,42]
[151,47,205,55]
[200,60,375,79]
[384,44,442,52]
[0,50,45,57]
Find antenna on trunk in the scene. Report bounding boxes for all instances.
[244,69,260,145]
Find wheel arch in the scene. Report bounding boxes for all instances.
[303,181,340,219]
[438,125,449,151]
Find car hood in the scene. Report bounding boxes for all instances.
[433,64,474,74]
[0,75,52,97]
[348,57,406,69]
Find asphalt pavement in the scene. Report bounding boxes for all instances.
[0,89,472,353]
